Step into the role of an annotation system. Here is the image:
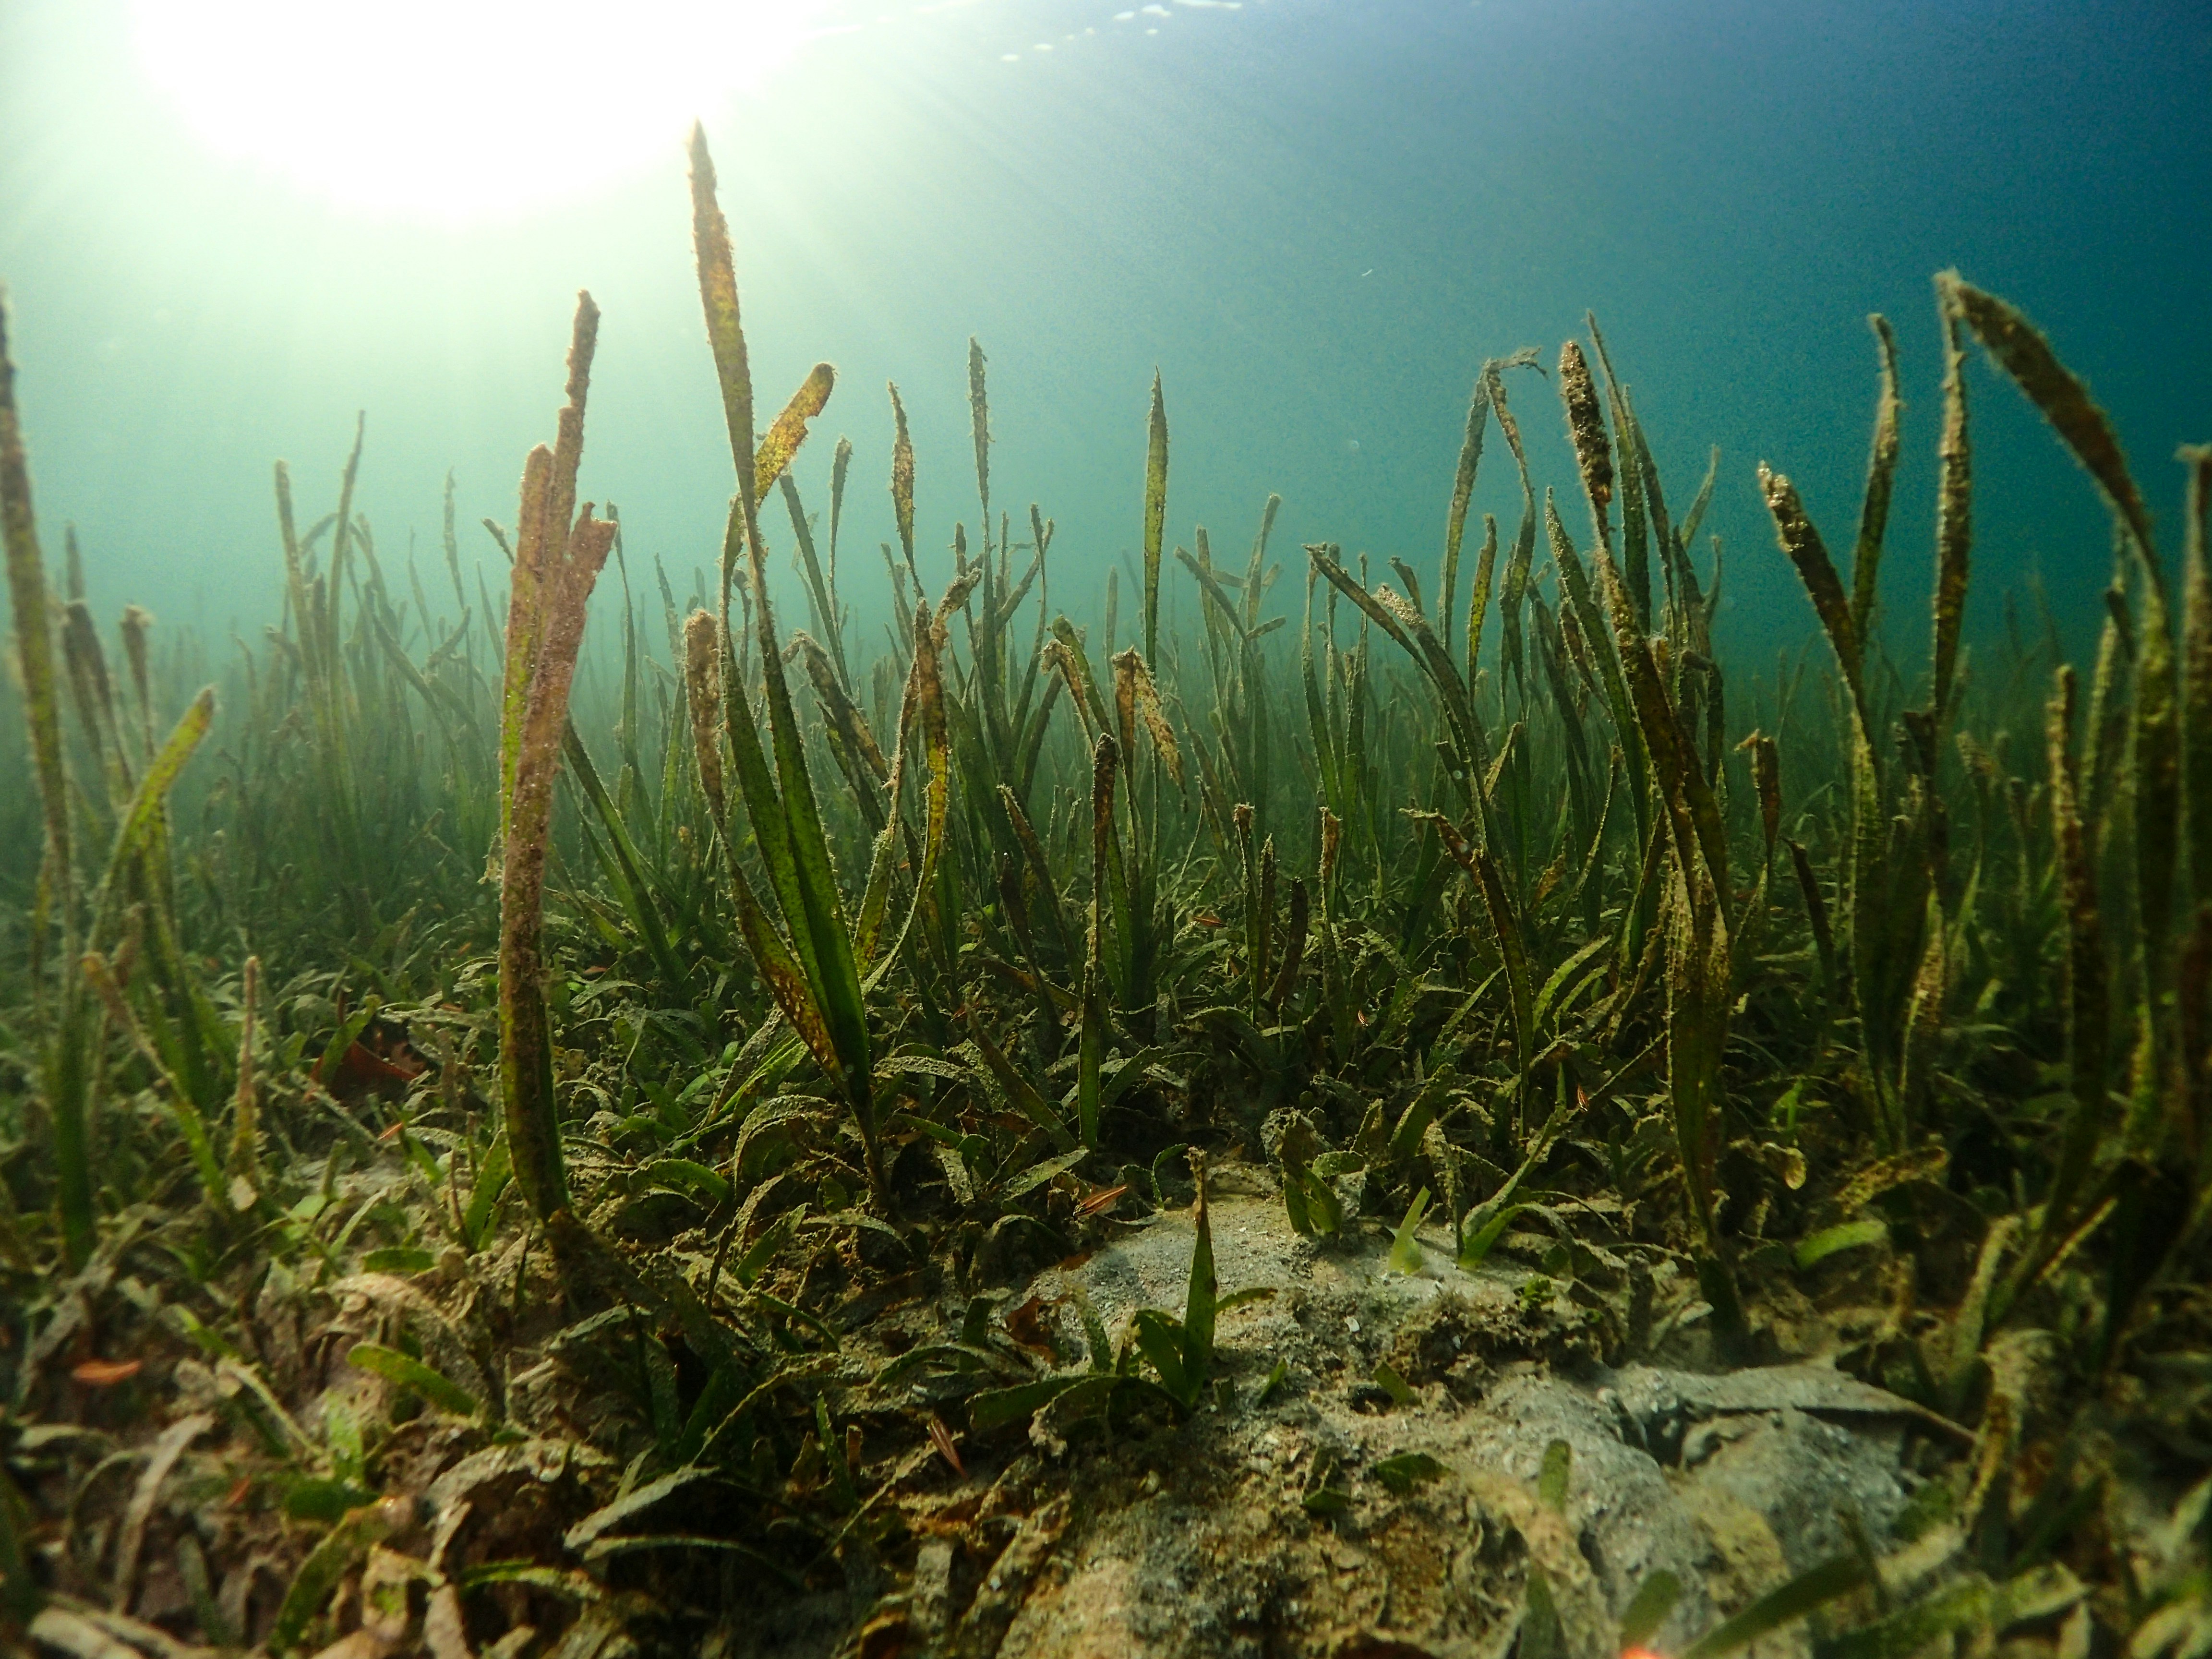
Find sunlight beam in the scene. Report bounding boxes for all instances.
[131,0,826,222]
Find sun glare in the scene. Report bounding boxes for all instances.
[130,0,826,221]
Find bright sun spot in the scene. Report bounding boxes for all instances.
[131,0,827,221]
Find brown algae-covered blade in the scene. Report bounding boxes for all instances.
[1464,513,1499,694]
[969,336,991,522]
[1944,271,2160,578]
[1587,315,1656,631]
[1758,466,1863,715]
[2138,565,2184,966]
[1078,733,1121,1147]
[682,609,728,824]
[1443,381,1491,661]
[1483,356,1540,677]
[503,296,600,838]
[502,512,615,1219]
[1929,283,1971,722]
[497,293,619,1222]
[829,433,853,584]
[754,363,835,505]
[500,443,555,844]
[862,597,952,986]
[1944,274,2180,956]
[1759,462,1884,1055]
[1851,315,1903,648]
[1557,339,1614,551]
[1548,494,1641,783]
[1107,645,1160,787]
[2041,664,2110,1237]
[2183,445,2212,911]
[88,685,215,942]
[1243,492,1278,635]
[889,381,917,572]
[688,125,758,501]
[1143,371,1168,664]
[543,299,599,574]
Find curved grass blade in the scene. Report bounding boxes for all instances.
[890,381,917,574]
[1413,812,1531,1064]
[1945,275,2180,962]
[1757,468,1863,715]
[970,1015,1075,1153]
[1620,1574,1681,1649]
[88,687,214,941]
[1678,1556,1865,1659]
[1851,315,1903,646]
[1944,273,2158,575]
[1795,1218,1888,1271]
[754,362,835,505]
[268,1496,414,1655]
[829,433,853,588]
[348,1343,480,1417]
[860,592,953,983]
[1443,381,1492,662]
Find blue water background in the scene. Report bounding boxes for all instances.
[1,0,2207,680]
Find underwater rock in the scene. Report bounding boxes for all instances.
[961,1193,1928,1659]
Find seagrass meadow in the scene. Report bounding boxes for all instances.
[4,126,2212,1659]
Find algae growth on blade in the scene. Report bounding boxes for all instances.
[3,5,2212,1658]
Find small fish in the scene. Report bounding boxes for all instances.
[1193,912,1224,928]
[1077,1183,1129,1219]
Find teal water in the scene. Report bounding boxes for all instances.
[1,0,2206,664]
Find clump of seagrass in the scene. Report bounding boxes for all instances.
[498,290,618,1222]
[0,292,90,1266]
[6,294,220,1273]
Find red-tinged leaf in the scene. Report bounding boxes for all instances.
[71,1358,143,1387]
[926,1413,965,1479]
[1003,1296,1060,1359]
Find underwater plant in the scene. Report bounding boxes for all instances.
[2,140,2211,1659]
[495,291,619,1223]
